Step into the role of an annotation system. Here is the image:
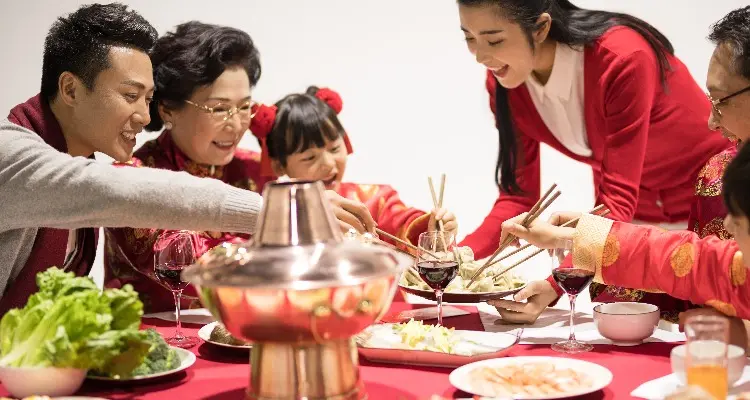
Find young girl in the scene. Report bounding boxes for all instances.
[250,86,458,249]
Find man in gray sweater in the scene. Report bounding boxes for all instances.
[0,3,375,312]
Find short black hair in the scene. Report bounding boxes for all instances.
[709,6,750,79]
[723,143,750,222]
[41,3,158,101]
[146,21,262,131]
[267,86,346,168]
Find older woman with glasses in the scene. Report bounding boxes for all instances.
[103,21,272,312]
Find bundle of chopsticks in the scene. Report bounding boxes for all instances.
[466,183,610,288]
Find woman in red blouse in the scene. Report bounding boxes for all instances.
[456,0,731,321]
[103,22,272,312]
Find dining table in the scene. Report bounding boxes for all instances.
[0,298,677,400]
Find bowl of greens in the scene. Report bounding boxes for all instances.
[0,268,153,397]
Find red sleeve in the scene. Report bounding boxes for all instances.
[459,72,540,259]
[594,49,658,222]
[575,216,749,319]
[361,185,430,252]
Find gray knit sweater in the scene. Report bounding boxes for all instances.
[0,120,263,297]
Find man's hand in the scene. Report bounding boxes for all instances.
[325,190,376,234]
[679,308,749,354]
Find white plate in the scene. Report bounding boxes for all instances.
[87,346,195,382]
[357,324,520,368]
[198,322,252,349]
[449,356,613,399]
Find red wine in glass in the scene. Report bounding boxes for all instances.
[551,268,594,295]
[416,261,459,290]
[155,262,190,291]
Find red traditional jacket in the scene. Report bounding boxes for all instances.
[572,214,748,320]
[689,145,738,240]
[103,132,269,313]
[460,26,730,259]
[586,144,739,320]
[336,183,430,248]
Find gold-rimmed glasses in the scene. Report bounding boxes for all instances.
[184,99,258,122]
[707,85,750,118]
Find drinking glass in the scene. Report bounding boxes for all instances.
[416,231,458,325]
[154,230,200,348]
[685,315,729,399]
[550,240,594,354]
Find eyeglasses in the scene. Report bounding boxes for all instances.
[706,85,750,118]
[184,99,258,122]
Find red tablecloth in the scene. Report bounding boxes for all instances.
[0,302,675,399]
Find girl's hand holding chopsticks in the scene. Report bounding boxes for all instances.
[428,208,458,236]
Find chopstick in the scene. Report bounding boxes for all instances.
[483,205,607,270]
[492,206,611,280]
[427,175,449,251]
[467,184,560,288]
[375,228,440,259]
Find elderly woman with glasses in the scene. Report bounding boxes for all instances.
[103,21,271,312]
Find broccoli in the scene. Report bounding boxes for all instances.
[129,329,180,376]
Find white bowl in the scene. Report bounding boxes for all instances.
[593,302,659,346]
[671,343,746,386]
[0,366,87,397]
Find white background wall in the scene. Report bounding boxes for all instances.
[0,0,745,287]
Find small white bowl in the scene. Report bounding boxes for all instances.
[671,343,746,386]
[0,366,87,397]
[593,302,660,346]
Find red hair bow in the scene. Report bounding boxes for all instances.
[314,88,343,114]
[314,88,353,154]
[249,103,278,177]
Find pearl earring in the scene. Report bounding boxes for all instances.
[164,121,173,130]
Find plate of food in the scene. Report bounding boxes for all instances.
[198,322,252,349]
[87,329,196,382]
[356,319,520,368]
[449,356,613,399]
[399,246,526,303]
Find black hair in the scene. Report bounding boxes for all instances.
[266,86,346,168]
[723,143,750,223]
[708,6,750,80]
[41,3,157,101]
[146,21,262,131]
[457,0,674,194]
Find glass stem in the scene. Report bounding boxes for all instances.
[568,294,577,342]
[173,290,184,340]
[436,289,444,326]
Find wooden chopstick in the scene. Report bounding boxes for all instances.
[467,184,559,288]
[375,228,440,259]
[492,207,611,280]
[484,205,607,270]
[427,176,449,251]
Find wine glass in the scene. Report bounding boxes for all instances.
[416,231,458,325]
[154,230,200,348]
[550,240,594,354]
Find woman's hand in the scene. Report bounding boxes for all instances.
[498,212,579,249]
[679,308,750,355]
[487,280,559,324]
[325,190,376,234]
[428,208,458,237]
